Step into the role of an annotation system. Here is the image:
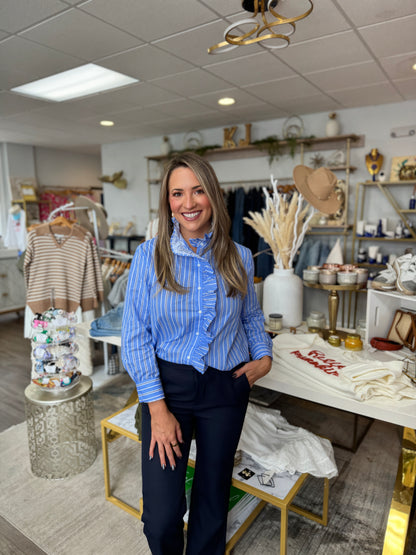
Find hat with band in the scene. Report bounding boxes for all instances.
[293,165,341,215]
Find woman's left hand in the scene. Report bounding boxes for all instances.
[233,355,272,387]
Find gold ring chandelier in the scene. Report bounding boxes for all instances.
[208,0,313,54]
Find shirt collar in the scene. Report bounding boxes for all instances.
[171,217,212,256]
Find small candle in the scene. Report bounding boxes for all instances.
[269,313,283,331]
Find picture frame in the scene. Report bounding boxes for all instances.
[390,155,416,181]
[9,177,38,201]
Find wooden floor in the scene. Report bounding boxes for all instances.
[0,311,48,554]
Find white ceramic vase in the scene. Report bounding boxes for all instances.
[160,136,172,156]
[263,267,303,328]
[325,114,340,137]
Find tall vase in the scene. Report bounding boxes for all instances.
[263,267,303,328]
[325,113,340,137]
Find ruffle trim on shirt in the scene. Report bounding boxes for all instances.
[191,256,217,370]
[170,219,217,371]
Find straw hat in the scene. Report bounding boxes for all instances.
[293,165,341,215]
[74,195,109,240]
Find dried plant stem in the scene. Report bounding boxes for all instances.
[243,179,315,269]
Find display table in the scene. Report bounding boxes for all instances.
[258,341,416,555]
[25,376,97,479]
[100,403,329,555]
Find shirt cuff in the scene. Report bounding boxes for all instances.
[250,345,273,361]
[137,377,165,403]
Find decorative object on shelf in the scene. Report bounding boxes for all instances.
[326,150,346,167]
[378,170,386,182]
[310,153,325,168]
[389,155,416,181]
[282,115,304,139]
[365,148,384,182]
[207,0,314,54]
[160,136,172,156]
[98,170,127,189]
[293,166,341,215]
[183,131,203,150]
[325,113,340,137]
[244,175,315,327]
[10,177,38,201]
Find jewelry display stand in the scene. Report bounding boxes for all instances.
[303,282,366,338]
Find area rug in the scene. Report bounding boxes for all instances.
[0,376,409,554]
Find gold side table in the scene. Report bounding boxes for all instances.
[25,375,97,479]
[303,282,366,338]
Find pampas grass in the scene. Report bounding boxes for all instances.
[244,177,314,269]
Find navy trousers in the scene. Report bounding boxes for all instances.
[141,359,251,555]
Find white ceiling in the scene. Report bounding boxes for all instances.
[0,0,415,154]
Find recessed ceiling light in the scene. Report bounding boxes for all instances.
[413,62,416,71]
[11,64,139,102]
[100,120,114,127]
[218,97,236,106]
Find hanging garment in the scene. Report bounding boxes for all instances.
[4,210,27,251]
[24,222,104,314]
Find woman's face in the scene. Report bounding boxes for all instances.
[168,166,212,243]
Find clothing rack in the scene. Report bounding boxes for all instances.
[48,201,110,372]
[220,176,294,188]
[100,247,133,260]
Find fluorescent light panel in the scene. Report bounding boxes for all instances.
[11,64,139,102]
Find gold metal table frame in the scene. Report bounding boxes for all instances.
[100,402,329,555]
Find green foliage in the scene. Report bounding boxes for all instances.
[252,134,315,165]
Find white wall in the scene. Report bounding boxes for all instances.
[34,147,101,190]
[102,100,416,236]
[101,100,416,325]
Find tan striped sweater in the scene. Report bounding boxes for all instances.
[24,223,104,313]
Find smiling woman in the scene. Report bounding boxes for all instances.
[121,152,273,554]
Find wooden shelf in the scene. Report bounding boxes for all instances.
[354,236,416,242]
[146,134,364,163]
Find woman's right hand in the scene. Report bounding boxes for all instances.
[148,399,183,470]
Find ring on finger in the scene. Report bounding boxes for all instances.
[171,442,178,447]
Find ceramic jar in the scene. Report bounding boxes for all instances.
[326,113,340,137]
[319,269,337,285]
[307,310,326,330]
[263,267,303,328]
[345,334,363,351]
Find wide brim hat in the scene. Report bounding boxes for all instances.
[293,165,341,215]
[74,195,109,240]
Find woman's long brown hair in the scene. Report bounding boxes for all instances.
[154,152,248,297]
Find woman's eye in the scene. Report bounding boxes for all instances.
[194,189,204,195]
[172,192,182,197]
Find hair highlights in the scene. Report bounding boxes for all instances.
[155,152,247,297]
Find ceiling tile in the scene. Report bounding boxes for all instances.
[0,36,82,89]
[204,51,295,86]
[276,31,372,74]
[96,106,175,126]
[275,94,341,115]
[290,0,351,44]
[393,77,416,100]
[196,0,240,18]
[339,0,416,27]
[0,92,51,116]
[154,19,264,67]
[305,61,387,91]
[328,82,403,107]
[151,69,233,97]
[379,52,416,80]
[0,0,69,34]
[152,99,214,118]
[358,15,416,58]
[20,9,142,60]
[244,76,321,104]
[98,44,193,81]
[80,0,218,41]
[191,87,266,110]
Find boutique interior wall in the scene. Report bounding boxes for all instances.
[0,143,101,238]
[101,100,416,326]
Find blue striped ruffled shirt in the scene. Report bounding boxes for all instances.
[121,222,273,403]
